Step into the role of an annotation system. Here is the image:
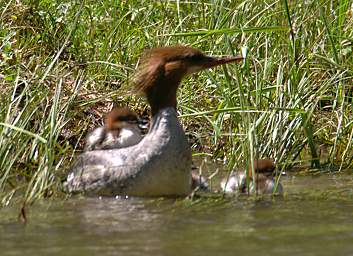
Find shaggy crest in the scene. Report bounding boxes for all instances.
[133,45,206,94]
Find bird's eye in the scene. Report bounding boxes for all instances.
[185,54,204,62]
[167,53,206,63]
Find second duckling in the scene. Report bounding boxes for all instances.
[221,159,283,195]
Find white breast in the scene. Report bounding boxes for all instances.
[85,126,142,151]
[109,127,142,148]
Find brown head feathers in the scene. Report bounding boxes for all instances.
[133,45,242,115]
[133,45,205,94]
[105,107,139,131]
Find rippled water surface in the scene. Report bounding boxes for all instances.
[1,175,353,256]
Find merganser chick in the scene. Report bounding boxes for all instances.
[221,159,283,195]
[64,45,243,197]
[84,107,143,151]
[191,171,209,191]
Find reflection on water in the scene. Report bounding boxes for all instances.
[1,175,353,256]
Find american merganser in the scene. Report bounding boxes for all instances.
[220,159,283,195]
[64,45,242,197]
[84,107,143,151]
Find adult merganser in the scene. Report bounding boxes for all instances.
[84,107,143,151]
[220,159,283,195]
[64,45,242,197]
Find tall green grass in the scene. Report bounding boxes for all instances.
[0,0,352,205]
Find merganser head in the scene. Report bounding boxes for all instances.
[105,107,140,135]
[134,45,243,116]
[243,159,281,194]
[249,158,276,177]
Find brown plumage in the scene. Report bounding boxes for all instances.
[247,159,276,178]
[134,45,243,116]
[105,107,139,134]
[253,158,276,174]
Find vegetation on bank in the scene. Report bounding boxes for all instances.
[0,0,352,206]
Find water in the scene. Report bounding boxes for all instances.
[1,175,353,256]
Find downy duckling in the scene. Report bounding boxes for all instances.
[84,107,143,151]
[221,159,283,195]
[191,171,209,191]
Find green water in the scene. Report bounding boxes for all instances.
[1,175,353,256]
